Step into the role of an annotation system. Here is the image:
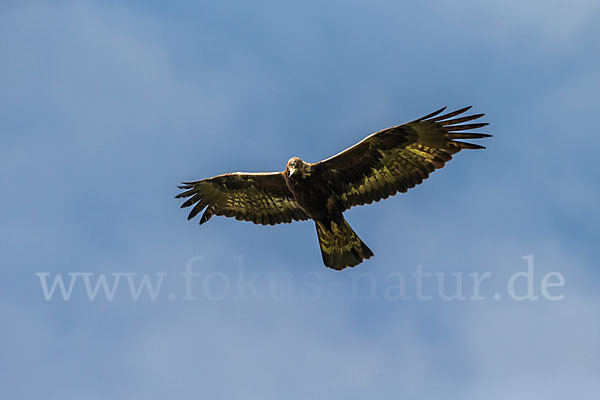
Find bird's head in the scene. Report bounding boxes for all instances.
[286,157,311,178]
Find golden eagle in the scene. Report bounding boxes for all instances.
[177,106,490,270]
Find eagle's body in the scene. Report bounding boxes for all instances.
[177,106,490,270]
[283,158,341,219]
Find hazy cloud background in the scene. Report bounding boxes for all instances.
[1,1,599,398]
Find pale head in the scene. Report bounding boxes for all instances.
[286,157,310,178]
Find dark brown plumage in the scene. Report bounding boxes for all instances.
[176,106,490,270]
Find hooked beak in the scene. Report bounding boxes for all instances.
[288,167,296,177]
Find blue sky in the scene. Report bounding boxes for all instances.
[1,1,599,399]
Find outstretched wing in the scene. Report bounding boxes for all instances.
[176,172,308,225]
[314,106,491,211]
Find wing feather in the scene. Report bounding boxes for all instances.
[176,172,308,225]
[430,105,472,121]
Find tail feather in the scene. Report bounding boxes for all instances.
[315,218,374,270]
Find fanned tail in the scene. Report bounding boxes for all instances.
[315,218,374,270]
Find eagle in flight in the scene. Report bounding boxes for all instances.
[177,106,490,270]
